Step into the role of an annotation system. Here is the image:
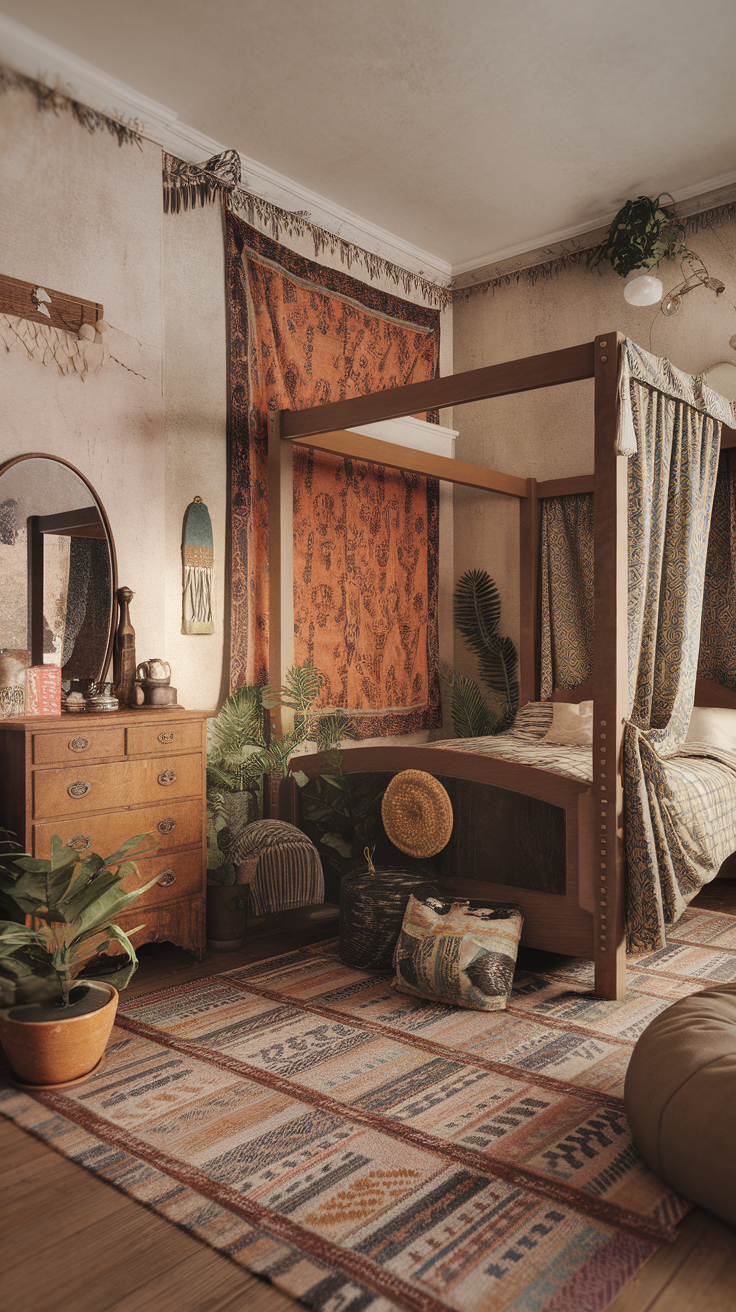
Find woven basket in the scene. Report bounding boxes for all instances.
[339,863,439,970]
[381,770,453,858]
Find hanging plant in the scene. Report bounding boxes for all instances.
[591,195,690,277]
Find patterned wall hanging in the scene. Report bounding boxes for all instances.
[182,498,214,635]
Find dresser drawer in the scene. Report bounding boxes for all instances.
[33,752,203,819]
[114,898,205,955]
[120,847,204,908]
[127,720,202,757]
[33,727,126,765]
[33,797,203,859]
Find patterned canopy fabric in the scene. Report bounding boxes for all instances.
[540,492,594,699]
[622,342,734,952]
[699,453,736,688]
[226,213,441,735]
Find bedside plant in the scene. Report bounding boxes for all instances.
[442,569,519,738]
[206,659,352,837]
[0,830,159,1087]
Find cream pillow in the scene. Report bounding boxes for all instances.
[542,699,594,745]
[685,707,736,751]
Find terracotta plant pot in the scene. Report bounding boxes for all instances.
[0,981,118,1088]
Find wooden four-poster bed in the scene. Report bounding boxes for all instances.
[267,332,736,1001]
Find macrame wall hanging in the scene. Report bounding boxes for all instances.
[182,497,214,635]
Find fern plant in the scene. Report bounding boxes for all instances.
[443,569,519,738]
[206,662,353,872]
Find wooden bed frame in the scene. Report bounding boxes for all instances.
[267,332,736,1000]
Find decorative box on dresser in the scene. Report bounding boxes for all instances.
[0,708,207,961]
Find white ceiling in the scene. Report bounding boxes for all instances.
[3,0,736,275]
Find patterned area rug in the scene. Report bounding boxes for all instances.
[3,904,736,1312]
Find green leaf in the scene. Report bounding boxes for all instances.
[315,711,353,752]
[450,674,498,738]
[320,832,353,858]
[102,833,157,867]
[454,569,501,658]
[291,769,310,788]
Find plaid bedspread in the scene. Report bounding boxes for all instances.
[430,732,594,782]
[430,714,736,948]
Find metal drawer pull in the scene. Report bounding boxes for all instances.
[157,870,176,887]
[157,769,177,786]
[69,737,89,752]
[158,731,174,744]
[68,834,91,853]
[157,818,176,834]
[67,780,91,799]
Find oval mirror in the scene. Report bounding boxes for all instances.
[0,453,117,688]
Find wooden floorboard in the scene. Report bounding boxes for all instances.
[2,897,736,1311]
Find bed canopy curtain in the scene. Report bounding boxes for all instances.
[620,341,736,952]
[226,212,442,736]
[540,493,594,699]
[699,453,736,687]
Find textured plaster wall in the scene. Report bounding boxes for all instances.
[451,225,736,685]
[0,83,452,718]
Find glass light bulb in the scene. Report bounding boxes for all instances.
[623,274,664,307]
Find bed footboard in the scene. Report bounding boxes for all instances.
[291,744,622,997]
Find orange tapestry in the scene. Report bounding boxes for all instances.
[227,213,442,736]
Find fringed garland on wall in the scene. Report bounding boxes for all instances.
[182,498,215,635]
[0,65,142,148]
[0,314,108,377]
[454,201,736,300]
[162,150,451,309]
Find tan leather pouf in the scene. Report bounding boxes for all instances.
[624,986,736,1225]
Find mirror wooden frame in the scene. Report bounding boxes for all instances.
[0,452,118,685]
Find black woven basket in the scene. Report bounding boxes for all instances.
[339,863,439,970]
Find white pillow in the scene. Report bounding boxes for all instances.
[542,700,593,745]
[685,706,736,751]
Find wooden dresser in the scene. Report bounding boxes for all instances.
[0,708,207,960]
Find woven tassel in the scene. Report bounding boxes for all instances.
[616,346,638,458]
[182,499,215,634]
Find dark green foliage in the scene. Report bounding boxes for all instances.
[0,831,159,1007]
[299,771,394,897]
[591,195,689,278]
[447,672,498,738]
[206,662,354,877]
[445,570,519,737]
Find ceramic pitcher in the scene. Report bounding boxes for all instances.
[135,658,171,686]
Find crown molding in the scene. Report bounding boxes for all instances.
[451,169,736,289]
[0,12,451,289]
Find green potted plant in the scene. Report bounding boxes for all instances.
[441,569,519,738]
[0,829,159,1087]
[205,661,351,941]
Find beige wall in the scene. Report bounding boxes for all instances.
[451,224,736,682]
[0,82,450,716]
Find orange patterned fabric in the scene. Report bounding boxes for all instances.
[293,447,438,734]
[226,213,441,734]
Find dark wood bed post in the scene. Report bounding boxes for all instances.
[267,407,285,738]
[593,332,627,999]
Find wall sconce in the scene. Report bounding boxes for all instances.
[661,256,726,316]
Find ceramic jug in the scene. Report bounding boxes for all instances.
[135,658,171,687]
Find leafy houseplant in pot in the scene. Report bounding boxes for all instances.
[206,662,352,939]
[0,830,158,1087]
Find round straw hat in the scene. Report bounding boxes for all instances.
[381,770,453,858]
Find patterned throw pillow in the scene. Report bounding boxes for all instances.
[394,895,524,1011]
[506,701,554,740]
